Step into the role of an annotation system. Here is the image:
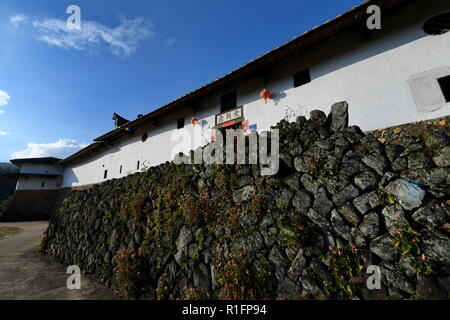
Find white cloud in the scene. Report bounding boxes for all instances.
[0,90,10,106]
[0,131,10,136]
[12,139,87,159]
[0,90,10,114]
[10,14,27,27]
[29,16,154,56]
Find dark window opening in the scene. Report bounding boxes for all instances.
[177,118,185,129]
[137,161,140,170]
[119,165,123,174]
[293,69,311,88]
[220,91,237,112]
[104,170,108,179]
[141,132,148,142]
[41,181,45,188]
[423,13,450,35]
[438,75,450,102]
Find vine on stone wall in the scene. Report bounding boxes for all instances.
[322,246,363,299]
[213,249,274,300]
[42,106,450,300]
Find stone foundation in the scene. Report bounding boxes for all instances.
[38,103,450,299]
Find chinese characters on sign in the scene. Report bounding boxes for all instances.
[216,106,243,126]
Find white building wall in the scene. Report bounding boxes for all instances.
[15,163,63,190]
[240,2,450,131]
[61,108,219,188]
[16,177,60,191]
[62,1,450,188]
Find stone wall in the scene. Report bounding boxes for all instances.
[0,189,61,221]
[43,102,450,300]
[0,185,83,222]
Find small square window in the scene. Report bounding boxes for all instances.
[104,170,108,179]
[220,91,237,112]
[293,69,311,88]
[438,75,450,102]
[177,118,185,129]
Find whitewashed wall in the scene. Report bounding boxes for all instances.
[241,1,450,131]
[62,1,450,188]
[16,177,60,191]
[15,163,62,190]
[61,107,218,188]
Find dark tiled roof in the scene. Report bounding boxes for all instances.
[10,157,62,166]
[63,0,412,165]
[58,142,106,165]
[93,0,410,143]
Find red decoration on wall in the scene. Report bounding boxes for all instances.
[241,120,250,133]
[191,118,199,126]
[221,120,235,128]
[210,129,216,142]
[260,89,272,103]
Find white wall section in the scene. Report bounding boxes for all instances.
[17,1,450,190]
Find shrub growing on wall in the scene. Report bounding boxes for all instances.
[43,106,450,300]
[113,248,147,299]
[213,250,274,300]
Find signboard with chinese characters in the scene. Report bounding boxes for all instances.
[215,106,244,128]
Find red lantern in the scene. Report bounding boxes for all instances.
[260,89,271,103]
[191,118,199,126]
[241,120,249,133]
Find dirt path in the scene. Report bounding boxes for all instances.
[0,221,119,300]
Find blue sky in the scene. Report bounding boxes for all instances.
[0,0,363,162]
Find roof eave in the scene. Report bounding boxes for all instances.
[10,157,62,166]
[57,142,107,166]
[92,0,410,143]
